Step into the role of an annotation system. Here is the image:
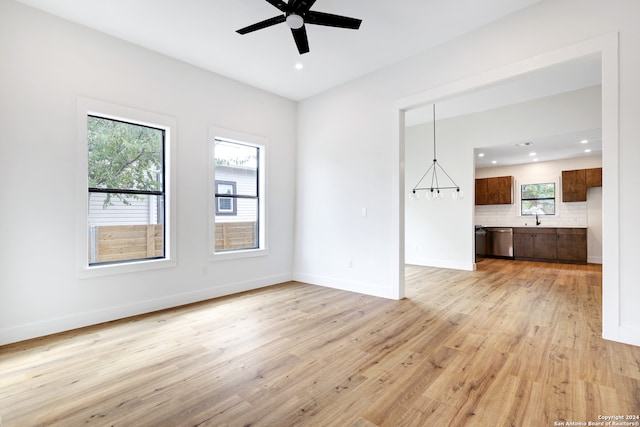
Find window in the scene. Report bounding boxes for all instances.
[215,181,237,215]
[209,127,267,259]
[78,98,176,276]
[521,182,555,215]
[87,116,165,265]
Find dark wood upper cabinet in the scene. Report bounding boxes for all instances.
[475,176,513,205]
[562,167,602,202]
[586,167,602,188]
[562,169,587,202]
[488,176,513,205]
[475,178,489,205]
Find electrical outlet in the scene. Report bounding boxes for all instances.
[347,259,353,268]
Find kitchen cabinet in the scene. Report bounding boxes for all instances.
[586,167,602,188]
[513,228,556,261]
[562,167,602,202]
[475,178,489,205]
[475,176,513,205]
[489,176,513,204]
[562,169,587,202]
[513,227,587,264]
[556,228,587,263]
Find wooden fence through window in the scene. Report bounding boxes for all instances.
[89,224,164,264]
[88,221,257,263]
[215,222,257,251]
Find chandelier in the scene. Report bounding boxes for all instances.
[410,104,463,200]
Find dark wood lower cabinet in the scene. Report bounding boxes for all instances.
[556,228,587,263]
[513,232,534,259]
[513,228,556,262]
[534,230,557,260]
[513,227,587,264]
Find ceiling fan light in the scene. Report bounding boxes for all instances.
[286,14,304,29]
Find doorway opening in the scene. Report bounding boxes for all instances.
[392,32,619,341]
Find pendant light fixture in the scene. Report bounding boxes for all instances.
[410,104,462,200]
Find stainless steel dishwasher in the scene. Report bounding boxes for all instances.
[485,227,514,258]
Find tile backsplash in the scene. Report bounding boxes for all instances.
[475,201,587,228]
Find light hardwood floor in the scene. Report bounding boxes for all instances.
[1,259,639,426]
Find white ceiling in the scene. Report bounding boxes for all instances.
[474,128,602,168]
[406,55,603,168]
[405,55,602,127]
[16,0,600,167]
[15,0,541,101]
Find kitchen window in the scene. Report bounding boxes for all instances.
[521,182,555,215]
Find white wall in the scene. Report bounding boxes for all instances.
[294,0,640,346]
[405,86,601,268]
[0,1,297,345]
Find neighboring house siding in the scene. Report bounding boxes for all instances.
[215,166,257,223]
[89,193,158,226]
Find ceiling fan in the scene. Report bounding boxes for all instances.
[236,0,362,54]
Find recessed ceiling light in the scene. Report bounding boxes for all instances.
[529,152,536,156]
[580,139,589,144]
[532,158,539,162]
[492,160,497,164]
[294,63,304,70]
[478,153,485,157]
[585,148,592,153]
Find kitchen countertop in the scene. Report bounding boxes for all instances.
[482,225,588,229]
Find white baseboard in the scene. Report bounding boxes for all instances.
[603,325,640,347]
[292,272,399,300]
[588,255,603,264]
[0,273,292,346]
[405,256,475,271]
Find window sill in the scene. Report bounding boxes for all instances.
[78,258,176,279]
[210,248,268,262]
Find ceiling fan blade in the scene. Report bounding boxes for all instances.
[305,11,362,30]
[291,26,309,54]
[236,15,285,35]
[289,0,317,13]
[264,0,288,13]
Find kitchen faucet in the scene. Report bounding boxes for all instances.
[536,213,541,226]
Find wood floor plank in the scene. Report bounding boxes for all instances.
[1,259,638,426]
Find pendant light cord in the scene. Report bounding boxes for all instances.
[433,104,437,161]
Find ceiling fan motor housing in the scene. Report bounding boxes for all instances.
[286,13,304,29]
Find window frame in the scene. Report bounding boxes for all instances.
[519,180,557,217]
[209,127,268,261]
[215,180,238,216]
[77,97,177,278]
